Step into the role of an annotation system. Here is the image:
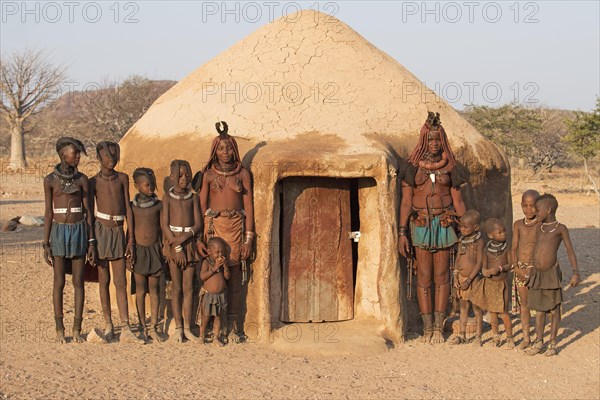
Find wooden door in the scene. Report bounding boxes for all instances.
[281,177,354,322]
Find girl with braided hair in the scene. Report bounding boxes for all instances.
[162,159,205,343]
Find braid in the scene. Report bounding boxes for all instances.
[133,167,157,191]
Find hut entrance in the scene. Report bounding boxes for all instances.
[279,177,359,322]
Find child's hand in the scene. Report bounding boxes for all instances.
[175,252,187,269]
[43,245,53,267]
[497,266,503,275]
[126,255,135,272]
[197,241,207,257]
[453,278,460,289]
[125,242,134,261]
[460,277,471,291]
[570,272,581,287]
[87,245,97,267]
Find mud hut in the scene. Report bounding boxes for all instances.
[119,10,510,343]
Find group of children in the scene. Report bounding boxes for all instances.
[450,190,581,356]
[44,136,236,346]
[43,135,582,355]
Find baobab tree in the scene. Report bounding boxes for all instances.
[0,49,66,169]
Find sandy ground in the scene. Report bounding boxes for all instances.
[0,172,599,399]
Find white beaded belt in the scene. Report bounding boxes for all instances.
[53,207,82,214]
[169,225,193,232]
[96,211,125,221]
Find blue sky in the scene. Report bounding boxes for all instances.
[1,0,598,110]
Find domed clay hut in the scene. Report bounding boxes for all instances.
[119,10,511,344]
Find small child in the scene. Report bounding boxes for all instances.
[43,137,92,343]
[511,189,541,349]
[471,218,514,348]
[526,193,580,356]
[450,210,484,346]
[89,141,143,343]
[199,237,230,346]
[161,160,204,343]
[129,168,165,342]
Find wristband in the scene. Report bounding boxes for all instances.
[175,245,183,253]
[244,231,255,245]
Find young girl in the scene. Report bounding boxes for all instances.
[471,218,515,348]
[129,168,165,342]
[161,160,204,342]
[43,137,92,343]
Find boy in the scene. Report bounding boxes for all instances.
[129,168,165,342]
[471,218,514,348]
[199,237,230,346]
[511,189,540,349]
[43,137,92,343]
[162,160,204,343]
[449,210,484,346]
[89,141,143,343]
[526,194,580,356]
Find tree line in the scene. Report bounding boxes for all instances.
[1,49,598,193]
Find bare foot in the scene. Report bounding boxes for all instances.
[174,327,184,343]
[431,330,445,344]
[151,327,166,343]
[472,336,482,347]
[545,341,557,357]
[56,329,66,344]
[214,335,226,347]
[231,332,247,344]
[525,340,544,356]
[420,330,433,343]
[183,328,200,342]
[506,337,515,350]
[517,339,530,350]
[72,329,85,343]
[120,325,145,344]
[449,334,466,345]
[492,334,502,347]
[103,323,114,343]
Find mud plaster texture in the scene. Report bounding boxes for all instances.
[118,10,510,342]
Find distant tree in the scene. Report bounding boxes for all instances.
[79,75,172,143]
[0,49,66,168]
[564,98,600,198]
[463,102,543,161]
[463,103,570,175]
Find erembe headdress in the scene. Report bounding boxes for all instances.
[407,112,457,170]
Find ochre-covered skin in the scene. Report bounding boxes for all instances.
[120,10,511,344]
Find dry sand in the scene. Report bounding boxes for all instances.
[0,172,598,399]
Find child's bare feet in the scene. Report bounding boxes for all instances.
[449,334,466,345]
[545,340,557,356]
[103,323,114,343]
[525,340,544,356]
[174,327,184,343]
[231,331,247,344]
[72,329,85,343]
[151,326,166,342]
[120,325,145,344]
[506,336,515,349]
[492,334,502,347]
[183,328,200,342]
[472,336,482,347]
[517,339,530,350]
[215,334,226,347]
[56,329,66,344]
